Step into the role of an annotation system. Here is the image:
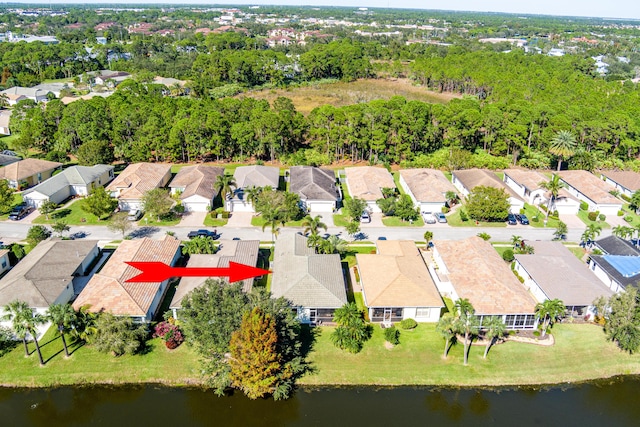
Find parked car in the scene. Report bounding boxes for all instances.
[360,211,371,223]
[517,214,530,225]
[507,213,517,225]
[435,212,447,223]
[127,209,143,221]
[377,236,387,241]
[187,229,218,239]
[422,212,436,224]
[8,205,33,221]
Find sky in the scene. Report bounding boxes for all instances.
[15,1,640,20]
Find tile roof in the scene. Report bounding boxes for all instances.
[169,165,224,201]
[0,158,62,182]
[600,170,640,192]
[344,166,395,201]
[594,236,640,256]
[233,165,280,189]
[271,232,348,308]
[289,166,338,201]
[434,236,536,314]
[503,169,578,202]
[0,239,99,307]
[356,240,443,308]
[399,169,456,203]
[106,163,171,200]
[515,241,613,306]
[170,240,261,309]
[557,170,621,205]
[73,236,180,317]
[452,169,523,200]
[0,154,20,167]
[24,165,114,197]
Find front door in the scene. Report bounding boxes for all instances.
[309,309,317,323]
[383,308,392,323]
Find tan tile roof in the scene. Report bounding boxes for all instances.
[73,236,180,317]
[344,166,395,201]
[452,169,522,200]
[0,158,62,182]
[169,165,224,201]
[357,241,443,308]
[600,170,640,192]
[106,163,171,200]
[557,170,620,205]
[503,169,577,202]
[435,236,536,314]
[399,169,456,203]
[170,240,261,309]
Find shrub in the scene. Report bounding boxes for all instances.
[553,210,559,218]
[221,211,230,219]
[502,249,515,262]
[153,321,184,349]
[625,215,634,223]
[598,214,606,222]
[459,210,468,221]
[441,206,450,214]
[519,208,525,215]
[400,318,418,330]
[621,194,631,202]
[618,210,625,216]
[384,326,400,345]
[580,201,588,211]
[588,212,598,221]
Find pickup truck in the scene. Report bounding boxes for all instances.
[187,229,218,239]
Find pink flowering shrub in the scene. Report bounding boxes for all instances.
[153,321,184,349]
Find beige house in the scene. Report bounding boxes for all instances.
[169,165,224,212]
[503,169,579,214]
[557,170,622,216]
[356,240,444,323]
[0,249,11,275]
[399,169,457,212]
[73,236,181,323]
[106,163,172,211]
[0,158,62,189]
[600,170,640,198]
[452,169,525,213]
[430,236,538,329]
[343,166,395,213]
[230,165,280,212]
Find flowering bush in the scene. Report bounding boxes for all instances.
[153,321,184,349]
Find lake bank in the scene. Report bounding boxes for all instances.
[1,324,639,389]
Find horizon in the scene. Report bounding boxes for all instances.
[3,1,640,21]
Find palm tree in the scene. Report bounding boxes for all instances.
[2,300,32,357]
[423,231,433,250]
[244,186,262,207]
[539,174,566,216]
[320,235,348,255]
[549,130,577,171]
[301,215,327,237]
[482,316,506,359]
[261,206,285,242]
[47,303,77,358]
[71,305,98,343]
[306,232,324,252]
[535,299,566,337]
[214,174,237,210]
[613,225,634,240]
[510,235,523,249]
[436,313,457,359]
[581,223,602,246]
[454,298,479,366]
[445,191,458,206]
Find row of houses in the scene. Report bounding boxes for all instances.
[1,231,628,338]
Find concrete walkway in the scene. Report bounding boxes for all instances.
[226,211,254,227]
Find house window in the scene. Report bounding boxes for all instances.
[37,173,42,182]
[1,260,6,269]
[416,307,431,317]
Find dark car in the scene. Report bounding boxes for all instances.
[187,229,218,239]
[507,213,517,225]
[8,205,33,221]
[377,236,387,241]
[517,214,530,225]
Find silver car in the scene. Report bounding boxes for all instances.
[422,212,437,224]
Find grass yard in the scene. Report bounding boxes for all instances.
[238,78,458,115]
[299,323,640,386]
[566,245,588,260]
[31,199,107,225]
[382,216,425,227]
[522,204,560,228]
[0,193,24,220]
[577,209,611,229]
[333,214,350,227]
[620,204,640,227]
[251,216,305,228]
[342,245,377,267]
[446,209,506,228]
[203,215,228,227]
[141,212,181,227]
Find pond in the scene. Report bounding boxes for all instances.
[2,378,640,426]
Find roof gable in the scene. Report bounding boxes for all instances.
[169,165,224,200]
[289,166,338,201]
[399,168,456,203]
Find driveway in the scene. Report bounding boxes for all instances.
[559,213,586,230]
[360,212,384,228]
[178,211,207,227]
[226,211,254,227]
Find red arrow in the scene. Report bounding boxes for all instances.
[124,261,271,283]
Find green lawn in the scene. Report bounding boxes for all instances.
[566,245,587,260]
[446,209,506,228]
[203,216,228,227]
[342,246,377,267]
[0,193,24,220]
[382,216,424,227]
[141,212,181,227]
[392,172,405,195]
[522,204,560,228]
[333,214,350,227]
[31,199,107,225]
[251,216,305,228]
[620,204,640,227]
[577,209,611,229]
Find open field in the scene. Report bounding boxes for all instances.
[238,78,460,115]
[2,324,639,388]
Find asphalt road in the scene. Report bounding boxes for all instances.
[0,220,603,244]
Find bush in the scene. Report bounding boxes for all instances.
[580,201,588,211]
[459,210,468,221]
[502,249,515,262]
[598,214,606,222]
[553,210,559,218]
[45,150,69,163]
[621,194,631,202]
[618,210,625,216]
[400,318,418,330]
[624,215,634,222]
[519,208,525,215]
[441,206,450,214]
[221,211,230,219]
[384,326,400,345]
[588,212,598,221]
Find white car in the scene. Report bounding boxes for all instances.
[360,211,371,223]
[127,209,143,221]
[422,212,436,224]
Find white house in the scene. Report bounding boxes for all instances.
[503,169,580,214]
[23,164,114,208]
[557,170,622,216]
[343,166,395,213]
[106,163,172,211]
[169,165,224,212]
[289,166,340,213]
[230,165,280,212]
[399,168,457,213]
[587,236,640,293]
[452,169,525,213]
[600,170,640,199]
